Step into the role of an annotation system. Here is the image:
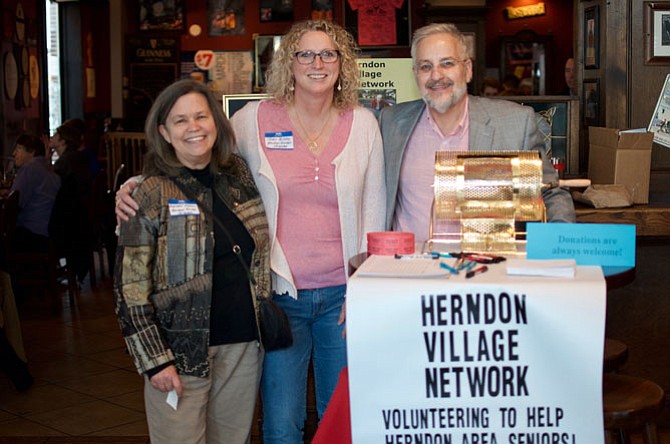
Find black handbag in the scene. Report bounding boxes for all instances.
[169,175,293,351]
[257,296,293,351]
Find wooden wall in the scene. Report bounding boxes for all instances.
[0,0,46,157]
[579,0,670,171]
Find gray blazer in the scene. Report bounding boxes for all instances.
[379,96,576,229]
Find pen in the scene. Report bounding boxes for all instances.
[449,252,506,264]
[439,262,459,274]
[458,260,477,272]
[466,265,489,279]
[394,253,439,260]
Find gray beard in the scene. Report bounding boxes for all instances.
[422,85,467,114]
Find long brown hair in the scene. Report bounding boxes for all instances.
[143,79,236,177]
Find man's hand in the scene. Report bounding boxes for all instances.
[338,300,346,339]
[115,181,139,222]
[149,365,183,397]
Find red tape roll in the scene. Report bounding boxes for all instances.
[367,232,415,256]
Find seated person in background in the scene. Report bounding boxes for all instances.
[61,118,102,178]
[561,57,575,95]
[48,124,92,281]
[518,77,533,95]
[10,134,61,252]
[480,77,502,96]
[499,74,521,96]
[50,124,91,187]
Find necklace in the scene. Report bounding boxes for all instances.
[292,108,332,154]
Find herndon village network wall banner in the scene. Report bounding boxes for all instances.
[357,58,420,117]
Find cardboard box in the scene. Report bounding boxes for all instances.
[588,127,653,204]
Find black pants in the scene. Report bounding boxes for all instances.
[0,327,33,391]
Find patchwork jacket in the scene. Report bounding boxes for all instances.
[114,155,271,378]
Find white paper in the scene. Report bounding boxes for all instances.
[355,254,450,278]
[506,258,576,278]
[166,389,179,410]
[620,128,648,133]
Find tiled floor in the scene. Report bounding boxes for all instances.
[0,276,149,442]
[2,272,669,444]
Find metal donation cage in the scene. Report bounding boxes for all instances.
[430,150,546,253]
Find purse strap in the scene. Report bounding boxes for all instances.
[168,174,257,287]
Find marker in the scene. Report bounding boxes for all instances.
[466,265,489,279]
[439,262,459,274]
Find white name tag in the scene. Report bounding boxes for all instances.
[168,199,200,216]
[264,131,294,150]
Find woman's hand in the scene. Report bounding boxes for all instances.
[149,365,183,397]
[115,181,139,222]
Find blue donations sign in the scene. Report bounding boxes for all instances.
[526,222,636,267]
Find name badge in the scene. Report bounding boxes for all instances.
[264,131,294,150]
[168,199,200,216]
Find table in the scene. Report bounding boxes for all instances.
[329,260,606,443]
[349,252,635,291]
[575,204,670,237]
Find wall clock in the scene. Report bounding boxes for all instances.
[20,46,29,75]
[15,3,26,42]
[29,54,39,99]
[4,51,18,100]
[21,77,31,108]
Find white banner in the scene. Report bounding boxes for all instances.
[346,265,606,444]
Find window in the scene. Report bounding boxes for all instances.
[46,0,61,134]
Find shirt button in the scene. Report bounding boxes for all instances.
[315,176,319,181]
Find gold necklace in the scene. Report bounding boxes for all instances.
[292,108,332,154]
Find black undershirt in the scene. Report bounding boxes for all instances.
[189,167,257,345]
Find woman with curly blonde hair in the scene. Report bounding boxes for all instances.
[264,19,361,109]
[232,19,385,444]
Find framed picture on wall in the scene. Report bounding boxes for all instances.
[253,35,282,92]
[584,6,599,69]
[138,1,185,31]
[647,73,670,147]
[583,79,600,127]
[222,93,271,118]
[644,1,670,64]
[208,0,245,36]
[259,0,293,23]
[311,0,334,20]
[343,0,410,47]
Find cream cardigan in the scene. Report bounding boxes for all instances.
[231,101,386,298]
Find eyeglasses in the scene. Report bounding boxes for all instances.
[294,49,340,65]
[416,58,468,74]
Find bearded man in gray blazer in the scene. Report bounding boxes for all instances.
[380,23,575,242]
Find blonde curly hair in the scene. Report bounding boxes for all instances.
[265,20,360,109]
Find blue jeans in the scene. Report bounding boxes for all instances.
[261,284,347,444]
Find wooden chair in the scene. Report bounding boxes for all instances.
[86,170,116,286]
[12,243,80,308]
[100,132,146,192]
[603,374,665,444]
[0,190,19,263]
[5,190,79,307]
[604,338,629,373]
